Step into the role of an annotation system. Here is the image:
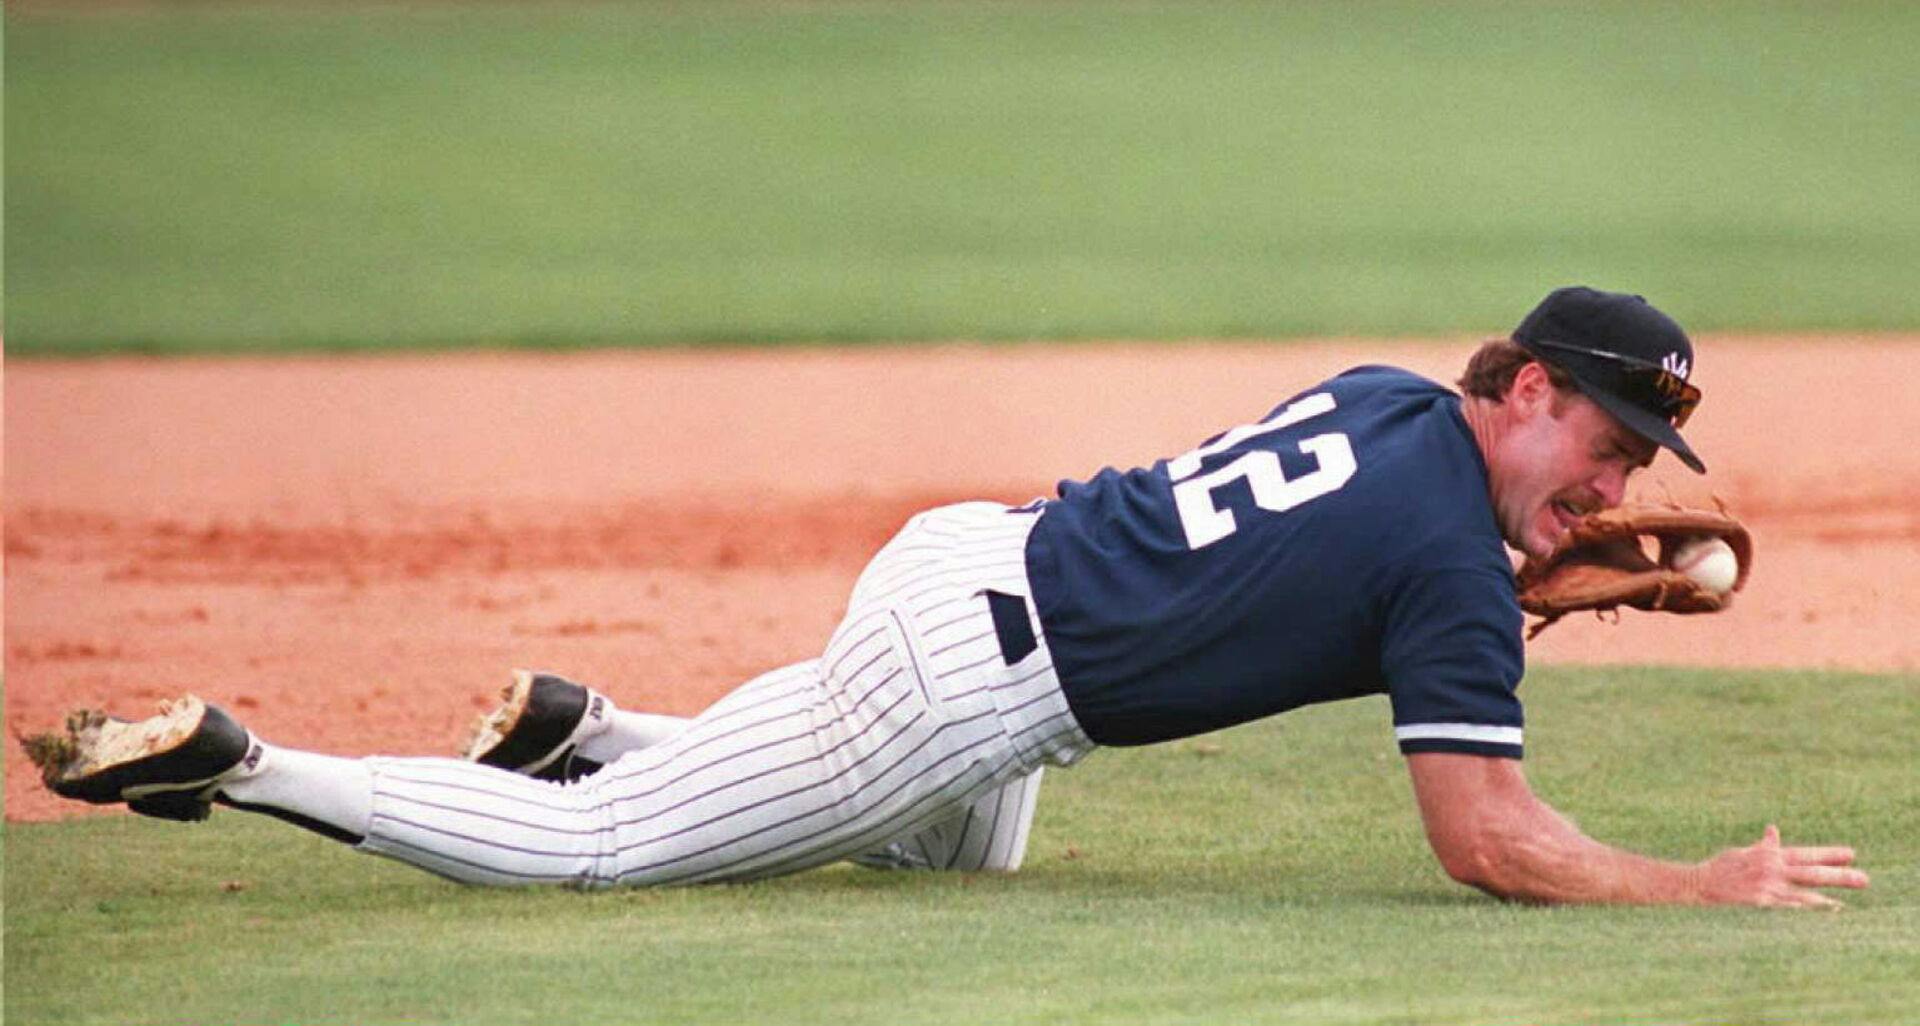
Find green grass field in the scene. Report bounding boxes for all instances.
[8,1,1919,354]
[7,665,1916,1025]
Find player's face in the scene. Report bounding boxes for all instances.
[1492,381,1656,560]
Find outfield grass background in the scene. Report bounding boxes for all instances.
[6,666,1916,1025]
[8,1,1920,354]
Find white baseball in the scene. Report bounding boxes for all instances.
[1671,536,1738,594]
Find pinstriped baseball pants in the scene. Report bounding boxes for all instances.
[356,502,1094,887]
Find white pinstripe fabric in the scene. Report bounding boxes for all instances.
[860,767,1046,871]
[542,702,1048,871]
[356,502,1091,887]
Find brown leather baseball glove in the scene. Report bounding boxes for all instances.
[1516,504,1754,638]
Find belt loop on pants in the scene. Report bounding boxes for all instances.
[983,590,1038,665]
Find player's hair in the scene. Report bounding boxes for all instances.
[1456,339,1580,401]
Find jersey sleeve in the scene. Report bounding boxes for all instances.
[1379,566,1527,759]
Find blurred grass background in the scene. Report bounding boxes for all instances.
[7,1,1918,355]
[6,665,1916,1025]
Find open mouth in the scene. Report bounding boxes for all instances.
[1549,498,1586,535]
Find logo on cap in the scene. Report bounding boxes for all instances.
[1655,352,1694,402]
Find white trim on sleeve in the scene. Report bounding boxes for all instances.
[1394,723,1524,746]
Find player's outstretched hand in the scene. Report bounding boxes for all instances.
[1698,824,1869,909]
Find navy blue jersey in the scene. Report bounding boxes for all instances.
[1026,365,1526,759]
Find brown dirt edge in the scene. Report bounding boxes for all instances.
[8,336,1917,820]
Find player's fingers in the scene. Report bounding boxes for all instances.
[1784,845,1856,866]
[1785,889,1845,911]
[1761,823,1781,848]
[1787,864,1870,890]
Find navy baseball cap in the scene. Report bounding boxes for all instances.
[1511,286,1706,473]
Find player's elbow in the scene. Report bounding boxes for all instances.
[1429,826,1536,900]
[1432,833,1500,890]
[1409,752,1570,901]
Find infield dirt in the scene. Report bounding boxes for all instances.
[7,337,1917,820]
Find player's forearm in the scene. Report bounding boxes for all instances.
[1463,824,1703,905]
[1411,755,1862,908]
[1450,802,1706,906]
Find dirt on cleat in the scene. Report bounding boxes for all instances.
[20,697,210,786]
[461,670,535,760]
[17,727,82,785]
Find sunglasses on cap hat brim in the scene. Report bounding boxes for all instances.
[1521,337,1702,429]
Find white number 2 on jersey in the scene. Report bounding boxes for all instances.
[1167,392,1357,549]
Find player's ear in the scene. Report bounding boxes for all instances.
[1506,362,1555,419]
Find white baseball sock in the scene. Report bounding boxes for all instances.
[575,711,691,764]
[218,743,374,843]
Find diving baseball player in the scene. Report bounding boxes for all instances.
[26,287,1868,907]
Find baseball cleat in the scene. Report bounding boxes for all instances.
[849,841,934,872]
[19,695,260,822]
[462,670,611,783]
